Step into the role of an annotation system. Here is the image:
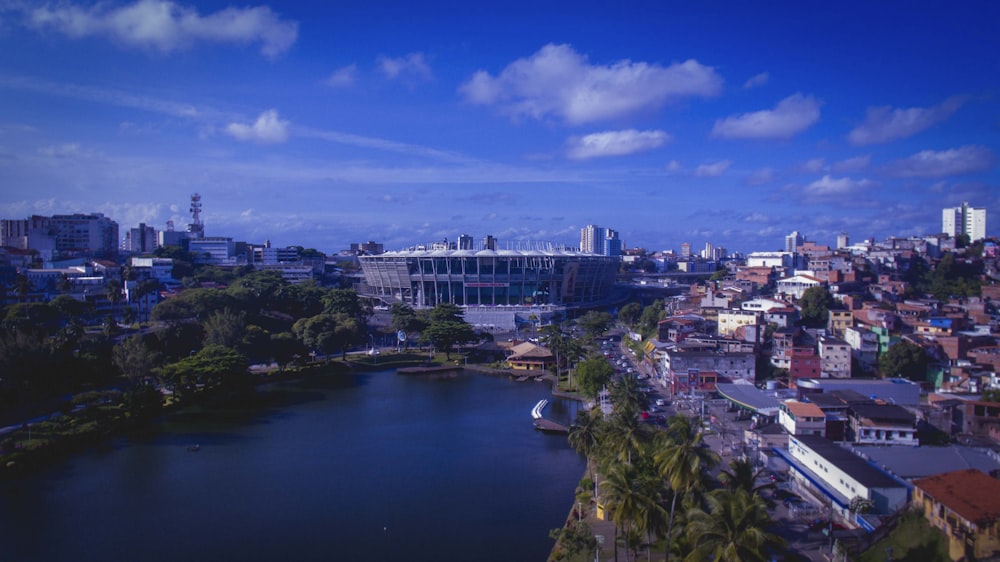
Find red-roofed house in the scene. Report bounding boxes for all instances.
[913,469,1000,561]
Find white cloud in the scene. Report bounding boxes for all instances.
[460,43,722,125]
[225,109,290,143]
[665,160,682,172]
[565,129,670,160]
[711,93,821,140]
[325,65,358,88]
[831,155,871,173]
[799,158,826,173]
[804,175,876,197]
[26,0,298,58]
[694,160,732,177]
[847,96,966,145]
[745,167,775,186]
[883,145,996,178]
[743,72,769,89]
[377,52,432,82]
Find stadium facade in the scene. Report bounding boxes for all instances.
[358,247,619,310]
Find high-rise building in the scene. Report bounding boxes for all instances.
[836,232,850,250]
[580,224,622,256]
[1,213,119,259]
[680,242,691,258]
[482,235,497,251]
[785,231,804,253]
[123,223,158,254]
[458,234,474,250]
[580,225,601,254]
[942,202,987,242]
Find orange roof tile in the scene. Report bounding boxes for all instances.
[914,469,1000,525]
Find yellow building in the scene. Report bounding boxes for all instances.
[912,469,1000,561]
[506,342,554,371]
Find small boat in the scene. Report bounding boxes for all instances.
[187,444,201,452]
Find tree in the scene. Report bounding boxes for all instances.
[292,312,366,360]
[576,358,613,399]
[578,310,614,340]
[618,302,642,329]
[568,409,605,482]
[421,303,476,360]
[718,458,774,496]
[798,286,833,328]
[684,489,786,562]
[550,519,598,561]
[849,495,874,515]
[105,279,123,319]
[157,344,249,397]
[390,303,427,346]
[637,300,665,338]
[982,388,1000,403]
[203,309,247,349]
[112,335,162,418]
[602,462,656,561]
[654,418,720,562]
[878,340,929,381]
[266,331,306,371]
[323,288,367,320]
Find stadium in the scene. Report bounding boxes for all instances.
[357,245,619,329]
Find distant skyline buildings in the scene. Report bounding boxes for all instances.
[942,202,987,242]
[580,224,622,257]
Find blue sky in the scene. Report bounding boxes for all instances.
[1,1,998,255]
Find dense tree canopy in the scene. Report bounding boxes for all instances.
[637,299,666,338]
[878,340,929,381]
[618,302,642,328]
[575,357,613,399]
[578,310,614,340]
[798,286,833,328]
[421,303,476,359]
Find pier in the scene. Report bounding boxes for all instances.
[531,399,569,434]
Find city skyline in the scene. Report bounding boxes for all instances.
[1,1,998,254]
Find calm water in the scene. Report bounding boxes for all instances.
[0,370,585,562]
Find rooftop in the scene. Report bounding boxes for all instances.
[913,469,1000,525]
[784,400,825,418]
[793,435,903,490]
[849,404,916,424]
[850,445,1000,480]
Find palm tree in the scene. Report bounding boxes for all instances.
[611,375,647,416]
[684,489,786,562]
[654,419,720,562]
[601,407,652,467]
[602,462,655,562]
[105,278,123,320]
[718,457,774,497]
[568,408,604,483]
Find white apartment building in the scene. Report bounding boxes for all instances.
[776,274,823,300]
[844,326,878,371]
[779,400,826,436]
[942,202,987,242]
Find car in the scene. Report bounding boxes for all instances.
[655,398,666,406]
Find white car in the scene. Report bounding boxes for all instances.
[655,398,665,406]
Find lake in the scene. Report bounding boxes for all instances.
[0,370,585,562]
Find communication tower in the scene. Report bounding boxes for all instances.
[187,193,205,238]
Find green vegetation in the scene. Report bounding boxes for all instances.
[905,252,982,301]
[858,510,948,562]
[420,303,477,360]
[566,389,784,562]
[798,285,833,328]
[878,340,930,382]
